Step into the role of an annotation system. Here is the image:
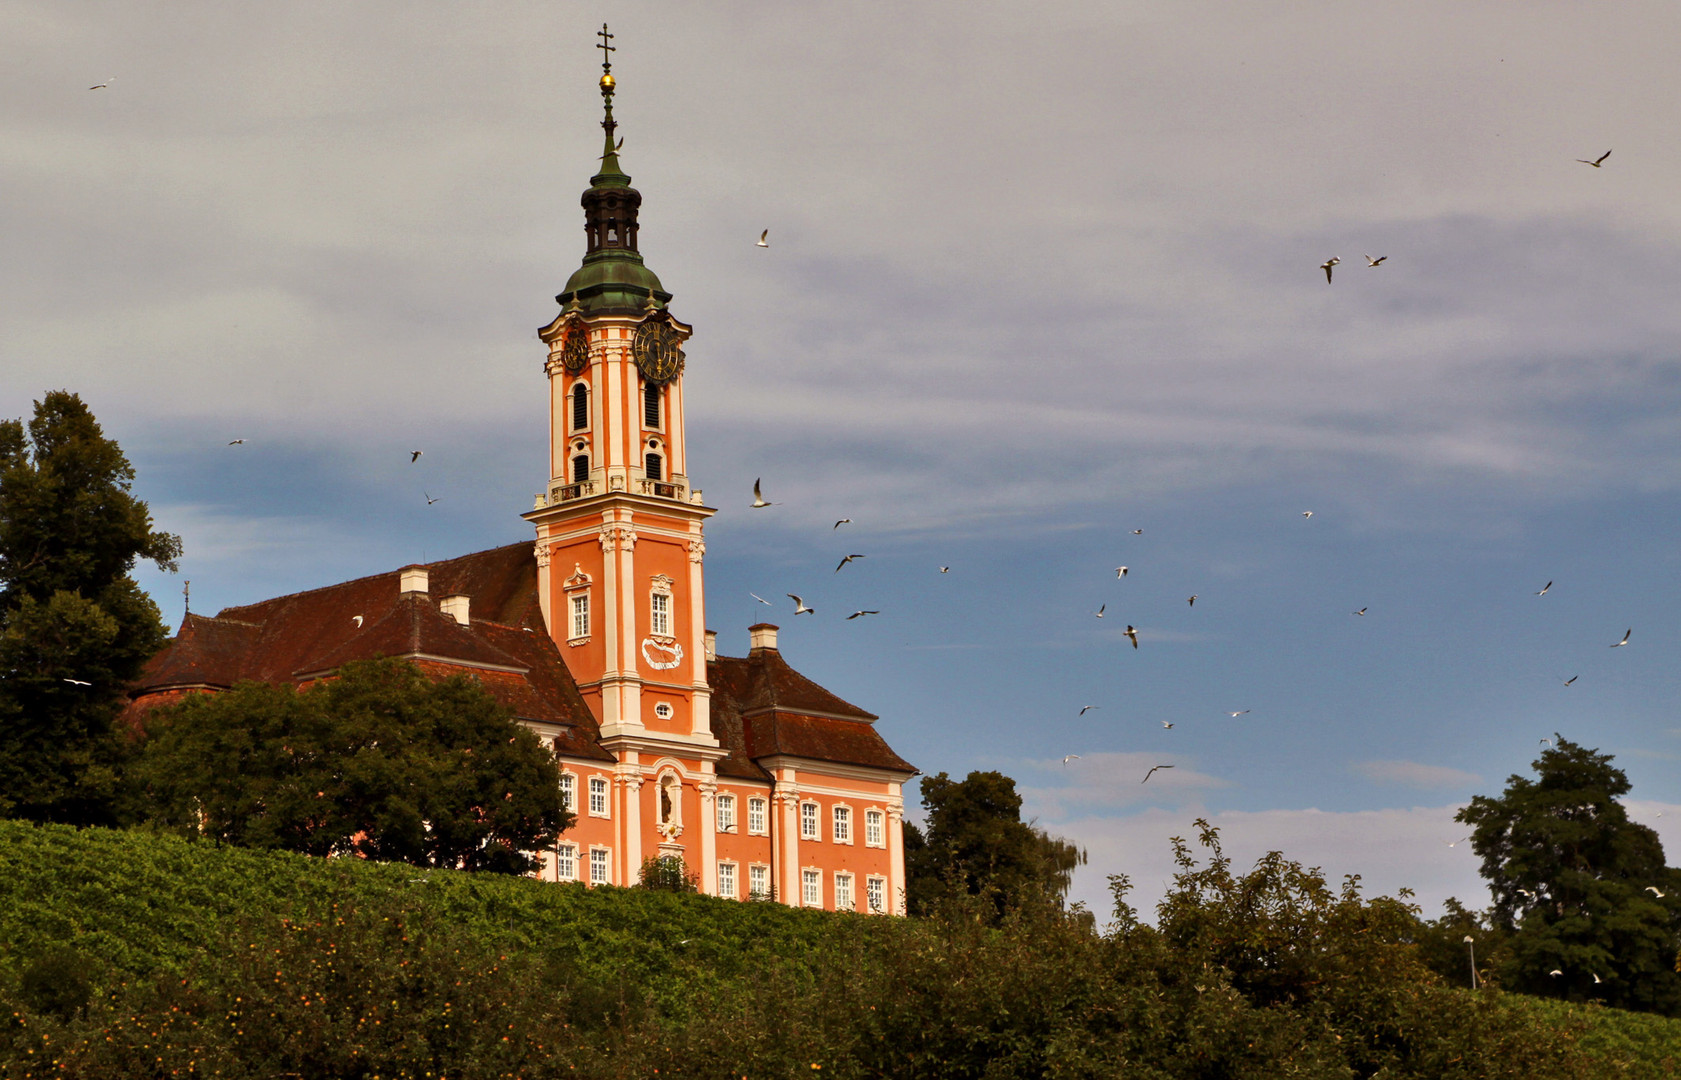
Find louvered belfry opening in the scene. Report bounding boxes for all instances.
[643,381,660,428]
[645,453,662,481]
[572,383,589,430]
[572,454,590,483]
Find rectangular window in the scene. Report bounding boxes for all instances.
[802,868,822,908]
[748,864,770,900]
[865,809,885,847]
[748,797,767,835]
[800,802,819,840]
[644,381,660,428]
[835,873,854,912]
[589,776,609,817]
[650,592,670,637]
[570,593,590,640]
[555,843,577,881]
[718,862,737,899]
[559,773,577,813]
[589,848,610,886]
[716,794,736,833]
[866,876,886,914]
[832,806,852,844]
[572,384,589,431]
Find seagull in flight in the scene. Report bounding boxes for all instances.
[89,77,113,90]
[1352,608,1367,616]
[1611,629,1632,648]
[1131,529,1143,535]
[1517,888,1536,899]
[1094,604,1106,618]
[1078,705,1099,716]
[1161,721,1174,729]
[599,136,624,160]
[751,478,776,508]
[787,593,814,615]
[1562,676,1577,687]
[1540,737,1553,747]
[756,229,769,248]
[410,450,423,463]
[1320,256,1340,283]
[749,592,772,606]
[1115,566,1128,579]
[835,554,865,573]
[846,610,879,620]
[938,566,951,573]
[61,678,91,687]
[1187,595,1197,607]
[1549,969,1564,977]
[1646,886,1667,898]
[1536,581,1553,596]
[833,519,851,529]
[1577,150,1612,168]
[1141,764,1174,783]
[1123,625,1139,649]
[352,615,364,628]
[227,438,245,445]
[1301,510,1314,519]
[1227,710,1250,717]
[1594,973,1604,984]
[1364,254,1387,267]
[1062,754,1081,766]
[425,492,439,505]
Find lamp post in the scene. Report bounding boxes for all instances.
[1463,935,1479,989]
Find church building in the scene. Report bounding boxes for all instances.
[127,40,917,915]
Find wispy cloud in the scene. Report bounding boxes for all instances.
[1353,760,1482,788]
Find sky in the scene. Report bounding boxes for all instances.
[7,1,1681,919]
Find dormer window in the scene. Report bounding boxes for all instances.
[643,381,661,428]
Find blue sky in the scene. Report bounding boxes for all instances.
[7,1,1681,916]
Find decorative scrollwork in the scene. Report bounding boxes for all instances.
[599,523,638,553]
[687,538,706,564]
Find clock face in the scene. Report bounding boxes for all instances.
[561,324,590,374]
[633,318,685,385]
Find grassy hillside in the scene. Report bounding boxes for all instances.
[2,819,1679,1079]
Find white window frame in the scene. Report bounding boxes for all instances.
[589,847,611,886]
[801,868,822,908]
[747,797,768,835]
[570,593,590,642]
[717,860,738,899]
[650,591,670,637]
[716,793,737,833]
[559,772,577,813]
[588,776,610,818]
[865,808,885,848]
[570,380,591,433]
[748,863,771,901]
[835,872,855,912]
[866,875,887,914]
[800,801,819,840]
[555,842,578,882]
[832,804,853,845]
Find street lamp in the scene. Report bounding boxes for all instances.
[1463,935,1479,989]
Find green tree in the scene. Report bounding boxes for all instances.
[903,770,1085,918]
[128,657,571,873]
[1458,736,1681,1014]
[0,391,181,825]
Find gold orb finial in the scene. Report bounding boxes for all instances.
[599,72,615,92]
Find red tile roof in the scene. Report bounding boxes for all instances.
[129,541,910,778]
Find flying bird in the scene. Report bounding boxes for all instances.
[425,492,439,505]
[787,593,814,615]
[833,519,851,529]
[599,136,624,160]
[756,229,769,248]
[1187,595,1197,607]
[1577,150,1612,168]
[227,438,245,445]
[1141,764,1174,783]
[1123,625,1139,649]
[1115,566,1128,578]
[352,615,364,627]
[750,478,776,508]
[1320,256,1340,283]
[1078,705,1099,716]
[88,77,112,90]
[835,554,865,573]
[1594,973,1604,984]
[1549,969,1564,977]
[1094,604,1106,618]
[1646,886,1667,898]
[1131,528,1143,535]
[1227,710,1250,717]
[1061,754,1081,766]
[1540,737,1553,747]
[1536,581,1553,596]
[61,678,91,687]
[1364,254,1387,267]
[1302,510,1314,519]
[1562,676,1577,687]
[1611,629,1632,648]
[846,610,879,620]
[938,566,951,573]
[749,592,772,605]
[1352,608,1367,616]
[1517,888,1536,899]
[409,450,423,463]
[1161,721,1174,729]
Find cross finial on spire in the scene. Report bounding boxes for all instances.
[597,24,615,76]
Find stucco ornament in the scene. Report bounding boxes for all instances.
[641,636,683,670]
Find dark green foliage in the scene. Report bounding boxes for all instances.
[128,657,571,873]
[0,391,180,825]
[904,769,1086,917]
[16,945,95,1021]
[1458,737,1681,1014]
[636,853,699,892]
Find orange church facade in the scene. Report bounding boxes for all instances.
[128,47,915,915]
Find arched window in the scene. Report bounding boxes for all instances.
[572,454,590,483]
[644,453,662,481]
[643,381,660,428]
[571,383,589,431]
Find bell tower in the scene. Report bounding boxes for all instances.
[525,26,723,884]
